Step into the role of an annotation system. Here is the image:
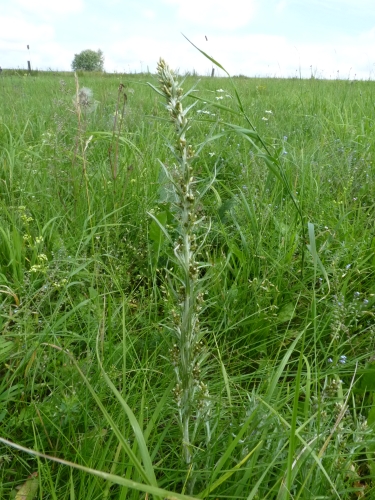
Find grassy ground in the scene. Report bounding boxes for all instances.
[0,66,375,499]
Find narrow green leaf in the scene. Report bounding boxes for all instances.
[0,337,14,364]
[204,409,261,487]
[265,328,306,400]
[282,332,305,500]
[41,344,151,486]
[307,222,330,292]
[95,335,159,489]
[0,437,198,500]
[190,94,241,116]
[147,81,168,98]
[90,131,143,157]
[182,35,230,76]
[198,441,263,498]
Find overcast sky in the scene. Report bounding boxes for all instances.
[1,0,375,79]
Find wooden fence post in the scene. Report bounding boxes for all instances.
[27,45,31,73]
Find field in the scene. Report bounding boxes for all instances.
[0,62,375,499]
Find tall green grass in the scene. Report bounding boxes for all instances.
[0,63,374,499]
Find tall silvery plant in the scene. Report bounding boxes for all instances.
[149,59,212,468]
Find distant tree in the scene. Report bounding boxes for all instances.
[71,49,104,72]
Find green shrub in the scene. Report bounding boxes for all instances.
[71,49,104,72]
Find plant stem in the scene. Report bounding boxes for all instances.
[154,58,209,470]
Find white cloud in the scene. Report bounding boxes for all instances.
[306,0,374,9]
[104,32,375,80]
[275,0,289,13]
[14,0,84,17]
[31,42,77,70]
[163,0,257,29]
[0,17,54,43]
[1,0,374,79]
[0,15,55,70]
[358,27,375,42]
[106,33,295,76]
[107,36,191,73]
[0,0,84,69]
[142,9,156,19]
[2,28,374,79]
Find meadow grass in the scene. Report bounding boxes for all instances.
[0,65,375,499]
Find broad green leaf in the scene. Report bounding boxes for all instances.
[277,302,296,323]
[149,211,168,245]
[15,472,38,500]
[356,362,375,393]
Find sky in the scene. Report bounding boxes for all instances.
[1,0,375,79]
